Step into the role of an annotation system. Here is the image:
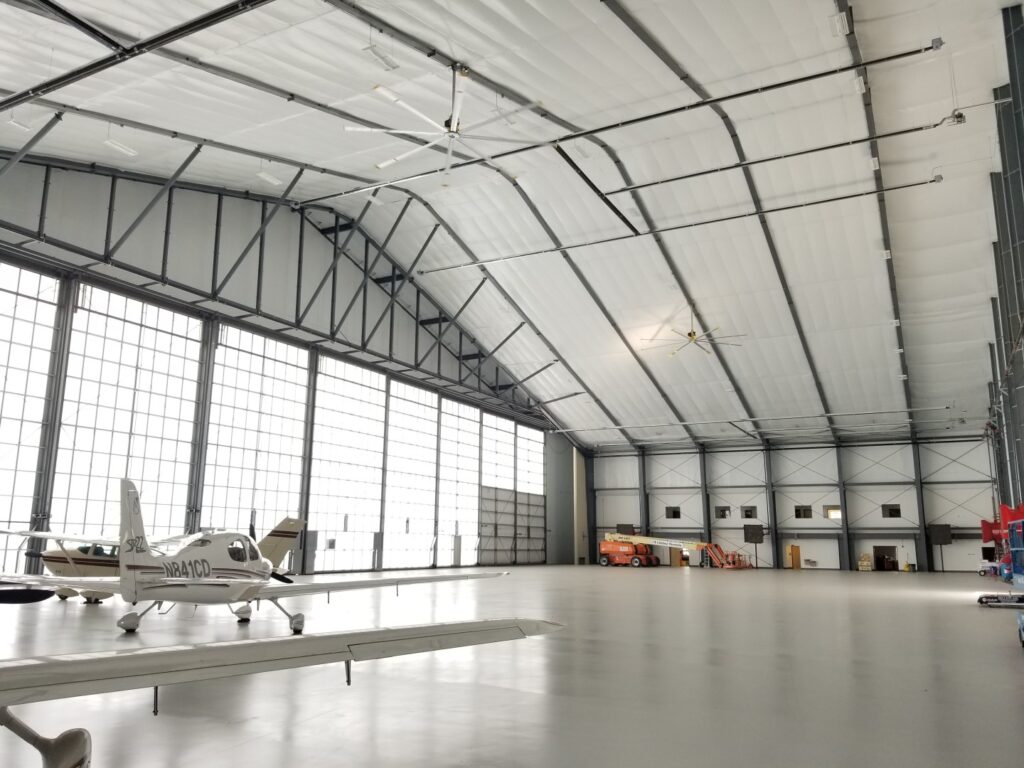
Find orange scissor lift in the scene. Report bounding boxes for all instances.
[600,533,752,569]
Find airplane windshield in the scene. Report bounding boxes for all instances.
[246,540,259,561]
[187,539,211,548]
[227,539,247,563]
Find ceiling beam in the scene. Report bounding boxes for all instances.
[0,0,281,112]
[601,0,837,444]
[837,0,915,438]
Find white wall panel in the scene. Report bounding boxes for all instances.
[919,441,991,482]
[214,196,262,308]
[932,540,984,573]
[646,452,701,489]
[780,537,841,570]
[165,189,218,290]
[109,178,169,277]
[45,169,111,255]
[0,164,45,231]
[772,447,838,485]
[846,485,919,529]
[594,455,639,489]
[709,488,768,529]
[922,484,994,527]
[775,486,842,530]
[648,488,703,530]
[596,489,640,528]
[707,450,765,486]
[841,444,915,484]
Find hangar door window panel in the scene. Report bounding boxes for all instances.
[308,357,386,572]
[437,398,480,568]
[0,264,57,570]
[382,381,438,569]
[202,327,307,535]
[52,286,200,539]
[516,425,546,564]
[480,414,516,566]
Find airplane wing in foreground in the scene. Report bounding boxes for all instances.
[255,570,509,599]
[0,617,562,707]
[0,528,119,548]
[0,574,118,601]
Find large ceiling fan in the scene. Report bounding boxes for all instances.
[643,309,745,356]
[345,63,538,172]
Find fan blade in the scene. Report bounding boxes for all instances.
[458,133,544,144]
[670,328,687,337]
[374,85,445,131]
[461,101,539,133]
[445,136,455,173]
[376,134,448,169]
[455,137,501,166]
[450,69,466,132]
[344,127,442,136]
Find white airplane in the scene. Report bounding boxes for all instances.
[0,479,506,634]
[0,616,562,768]
[2,516,304,603]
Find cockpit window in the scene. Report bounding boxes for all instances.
[77,544,91,554]
[246,539,260,561]
[187,539,212,548]
[227,539,247,563]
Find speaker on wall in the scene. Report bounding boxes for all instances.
[929,524,953,546]
[743,525,764,544]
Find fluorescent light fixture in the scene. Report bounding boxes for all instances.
[363,43,399,72]
[829,11,850,37]
[854,76,867,95]
[6,118,30,132]
[103,138,138,157]
[257,170,282,186]
[871,156,880,171]
[882,249,892,260]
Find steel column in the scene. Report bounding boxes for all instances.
[376,378,392,571]
[835,445,853,570]
[584,453,597,564]
[764,449,780,568]
[297,349,319,575]
[911,443,932,571]
[698,447,711,544]
[637,449,650,536]
[25,275,76,573]
[184,318,218,534]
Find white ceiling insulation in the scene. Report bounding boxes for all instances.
[0,0,1010,450]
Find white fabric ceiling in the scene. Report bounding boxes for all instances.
[0,0,1009,449]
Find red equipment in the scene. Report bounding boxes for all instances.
[598,540,660,567]
[981,504,1024,544]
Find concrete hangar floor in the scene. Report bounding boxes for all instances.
[2,566,1020,767]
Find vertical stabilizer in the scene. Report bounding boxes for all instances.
[257,517,304,569]
[119,479,153,603]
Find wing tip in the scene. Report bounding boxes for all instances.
[516,618,565,636]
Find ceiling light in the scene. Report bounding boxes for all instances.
[871,156,880,171]
[6,118,30,132]
[257,170,282,186]
[829,11,850,37]
[854,76,867,95]
[103,138,138,157]
[363,43,399,72]
[882,249,892,260]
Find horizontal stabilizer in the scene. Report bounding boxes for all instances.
[0,618,563,707]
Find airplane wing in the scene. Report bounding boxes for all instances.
[0,617,563,707]
[0,528,119,547]
[0,573,118,598]
[254,570,509,600]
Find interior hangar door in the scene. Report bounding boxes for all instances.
[479,485,515,565]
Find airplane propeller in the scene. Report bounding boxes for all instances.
[269,570,293,584]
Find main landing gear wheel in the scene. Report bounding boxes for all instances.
[232,604,253,624]
[599,555,610,566]
[289,613,305,635]
[630,556,642,568]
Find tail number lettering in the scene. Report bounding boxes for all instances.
[162,559,212,579]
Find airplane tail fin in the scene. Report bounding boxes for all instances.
[257,517,304,569]
[119,479,155,602]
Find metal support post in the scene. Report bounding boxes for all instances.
[637,449,649,535]
[297,349,319,575]
[376,377,392,571]
[764,448,780,568]
[911,442,932,571]
[698,447,712,544]
[25,275,76,573]
[835,445,853,570]
[432,395,442,568]
[584,452,597,564]
[184,318,218,534]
